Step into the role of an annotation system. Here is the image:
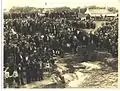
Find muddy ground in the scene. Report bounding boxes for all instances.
[23,53,118,88]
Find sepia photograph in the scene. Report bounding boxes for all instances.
[3,0,119,88]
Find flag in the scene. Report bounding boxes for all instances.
[45,2,47,6]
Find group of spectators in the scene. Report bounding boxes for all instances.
[94,18,118,57]
[4,11,118,88]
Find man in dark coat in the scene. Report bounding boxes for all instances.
[26,61,31,84]
[37,59,44,81]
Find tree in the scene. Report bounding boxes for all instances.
[108,7,118,13]
[88,5,97,9]
[88,5,105,9]
[53,7,71,12]
[80,8,87,14]
[9,6,38,13]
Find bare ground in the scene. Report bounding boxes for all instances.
[22,54,118,88]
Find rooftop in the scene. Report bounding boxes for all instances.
[85,8,114,15]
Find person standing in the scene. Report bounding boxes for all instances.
[5,64,14,88]
[12,66,19,88]
[38,60,44,80]
[26,61,31,84]
[18,62,24,85]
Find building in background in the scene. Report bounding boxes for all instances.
[85,7,118,20]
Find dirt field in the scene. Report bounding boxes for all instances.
[22,53,118,88]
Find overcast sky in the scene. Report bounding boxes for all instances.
[4,0,119,10]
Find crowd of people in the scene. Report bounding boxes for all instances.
[94,18,118,57]
[4,11,118,88]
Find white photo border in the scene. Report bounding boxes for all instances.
[0,0,120,91]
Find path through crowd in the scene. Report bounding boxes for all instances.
[85,21,105,34]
